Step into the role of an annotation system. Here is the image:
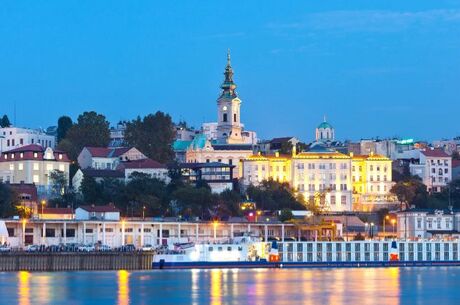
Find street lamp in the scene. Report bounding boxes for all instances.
[142,206,146,220]
[41,200,46,219]
[391,219,396,236]
[370,222,375,239]
[383,215,390,236]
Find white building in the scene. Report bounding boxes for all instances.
[0,144,70,195]
[409,148,452,193]
[75,205,121,221]
[117,158,170,183]
[397,209,460,239]
[0,127,55,153]
[77,147,146,170]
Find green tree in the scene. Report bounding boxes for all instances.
[0,183,16,217]
[246,179,305,211]
[124,111,175,163]
[49,170,68,198]
[57,116,73,143]
[390,177,428,209]
[0,115,11,128]
[80,175,103,204]
[278,208,293,222]
[59,111,110,160]
[171,185,216,220]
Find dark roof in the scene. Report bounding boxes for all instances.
[81,169,125,178]
[427,230,459,234]
[42,208,74,214]
[78,204,120,213]
[85,147,133,158]
[117,158,166,170]
[9,183,38,202]
[421,149,450,158]
[269,137,295,144]
[179,162,235,169]
[211,144,253,151]
[1,145,70,162]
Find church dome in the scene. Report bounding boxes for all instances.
[317,121,333,129]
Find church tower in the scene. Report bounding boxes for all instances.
[315,116,335,142]
[216,50,244,144]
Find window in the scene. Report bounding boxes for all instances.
[20,153,23,158]
[330,195,336,205]
[45,228,55,237]
[33,152,38,158]
[33,163,39,170]
[33,175,39,183]
[59,164,65,171]
[85,228,93,234]
[417,218,422,229]
[437,218,442,229]
[9,164,14,171]
[370,165,373,171]
[18,163,23,170]
[20,138,24,145]
[46,164,53,171]
[223,113,227,122]
[341,196,347,205]
[233,113,237,122]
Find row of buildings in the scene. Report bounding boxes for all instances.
[0,51,459,215]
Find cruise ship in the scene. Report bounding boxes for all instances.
[153,235,460,269]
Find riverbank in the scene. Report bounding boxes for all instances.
[0,252,153,271]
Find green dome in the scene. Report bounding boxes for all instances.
[318,121,333,129]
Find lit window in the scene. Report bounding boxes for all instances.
[59,164,65,172]
[20,153,23,158]
[34,152,38,158]
[33,175,39,183]
[33,163,39,170]
[46,164,53,171]
[9,164,14,171]
[59,154,63,160]
[18,163,23,170]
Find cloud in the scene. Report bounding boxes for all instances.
[267,9,460,33]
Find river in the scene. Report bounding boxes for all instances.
[1,267,459,304]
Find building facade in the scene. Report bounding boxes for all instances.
[0,127,55,153]
[397,209,460,239]
[409,149,452,193]
[0,145,70,195]
[77,147,146,170]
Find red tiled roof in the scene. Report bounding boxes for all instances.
[79,204,120,213]
[42,208,74,214]
[85,147,132,158]
[421,149,450,158]
[117,158,166,170]
[452,160,460,168]
[9,183,38,202]
[0,145,70,162]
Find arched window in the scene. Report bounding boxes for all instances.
[223,113,227,122]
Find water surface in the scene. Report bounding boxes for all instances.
[1,267,459,304]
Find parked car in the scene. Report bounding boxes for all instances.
[0,245,11,252]
[97,244,112,252]
[25,245,40,252]
[119,244,136,252]
[142,244,154,251]
[78,244,95,252]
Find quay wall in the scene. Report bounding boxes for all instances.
[0,252,154,272]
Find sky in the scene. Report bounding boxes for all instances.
[0,0,459,142]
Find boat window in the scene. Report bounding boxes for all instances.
[218,247,223,251]
[208,247,213,252]
[227,247,232,251]
[238,247,243,251]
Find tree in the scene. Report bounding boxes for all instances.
[57,116,73,143]
[0,183,16,217]
[58,111,110,160]
[124,111,175,163]
[390,177,428,209]
[80,176,103,204]
[171,185,216,220]
[0,115,11,128]
[123,173,168,216]
[278,208,293,222]
[246,179,305,211]
[49,170,68,198]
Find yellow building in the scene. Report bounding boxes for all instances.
[242,147,396,212]
[242,151,291,185]
[351,152,397,211]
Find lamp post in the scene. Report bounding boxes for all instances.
[41,200,46,219]
[383,215,390,236]
[370,222,375,239]
[391,219,396,237]
[365,222,369,239]
[142,206,146,220]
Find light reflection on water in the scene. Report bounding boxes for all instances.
[3,267,460,305]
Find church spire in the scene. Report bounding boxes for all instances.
[220,49,237,98]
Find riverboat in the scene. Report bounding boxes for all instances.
[152,236,460,269]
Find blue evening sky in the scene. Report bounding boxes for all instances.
[1,0,459,142]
